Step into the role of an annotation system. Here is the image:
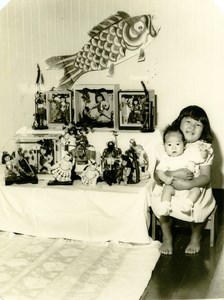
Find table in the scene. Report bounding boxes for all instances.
[0,129,163,243]
[0,175,153,244]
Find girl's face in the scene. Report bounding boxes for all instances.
[180,117,203,143]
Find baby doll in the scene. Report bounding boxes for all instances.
[81,159,100,186]
[48,152,74,185]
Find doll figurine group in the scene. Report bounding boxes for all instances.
[2,149,38,185]
[100,138,150,186]
[2,122,150,187]
[47,136,150,187]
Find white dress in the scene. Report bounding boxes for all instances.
[151,141,216,222]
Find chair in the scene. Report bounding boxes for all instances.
[205,204,218,247]
[151,204,218,247]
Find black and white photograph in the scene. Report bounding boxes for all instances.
[0,0,223,300]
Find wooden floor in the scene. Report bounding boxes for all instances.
[140,190,224,300]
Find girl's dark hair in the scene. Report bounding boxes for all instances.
[163,124,185,144]
[171,105,213,143]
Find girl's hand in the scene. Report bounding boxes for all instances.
[171,178,193,190]
[172,165,211,190]
[166,168,194,180]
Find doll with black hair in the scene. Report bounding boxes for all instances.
[2,152,20,183]
[116,154,133,185]
[101,140,122,186]
[91,92,111,121]
[2,149,38,185]
[125,139,140,183]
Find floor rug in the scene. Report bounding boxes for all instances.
[0,232,161,300]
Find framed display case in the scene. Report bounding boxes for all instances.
[118,90,156,130]
[14,131,62,174]
[74,84,119,130]
[45,89,73,129]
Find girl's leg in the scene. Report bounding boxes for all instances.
[185,222,204,254]
[159,216,173,255]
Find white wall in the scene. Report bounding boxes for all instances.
[0,0,223,188]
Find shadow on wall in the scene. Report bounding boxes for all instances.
[211,133,223,188]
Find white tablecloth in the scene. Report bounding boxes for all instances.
[0,130,163,243]
[0,178,153,243]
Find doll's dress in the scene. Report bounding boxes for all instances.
[81,167,99,185]
[51,162,72,182]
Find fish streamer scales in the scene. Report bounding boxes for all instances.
[46,11,160,89]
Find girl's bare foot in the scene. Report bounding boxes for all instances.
[186,223,203,254]
[160,238,173,255]
[159,216,173,255]
[185,237,201,254]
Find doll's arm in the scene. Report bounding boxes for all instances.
[51,162,59,170]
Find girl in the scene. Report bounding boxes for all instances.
[157,125,212,216]
[151,105,215,255]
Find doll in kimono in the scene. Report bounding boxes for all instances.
[101,140,122,185]
[2,152,20,184]
[2,149,38,185]
[125,139,140,183]
[116,154,133,185]
[125,139,150,183]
